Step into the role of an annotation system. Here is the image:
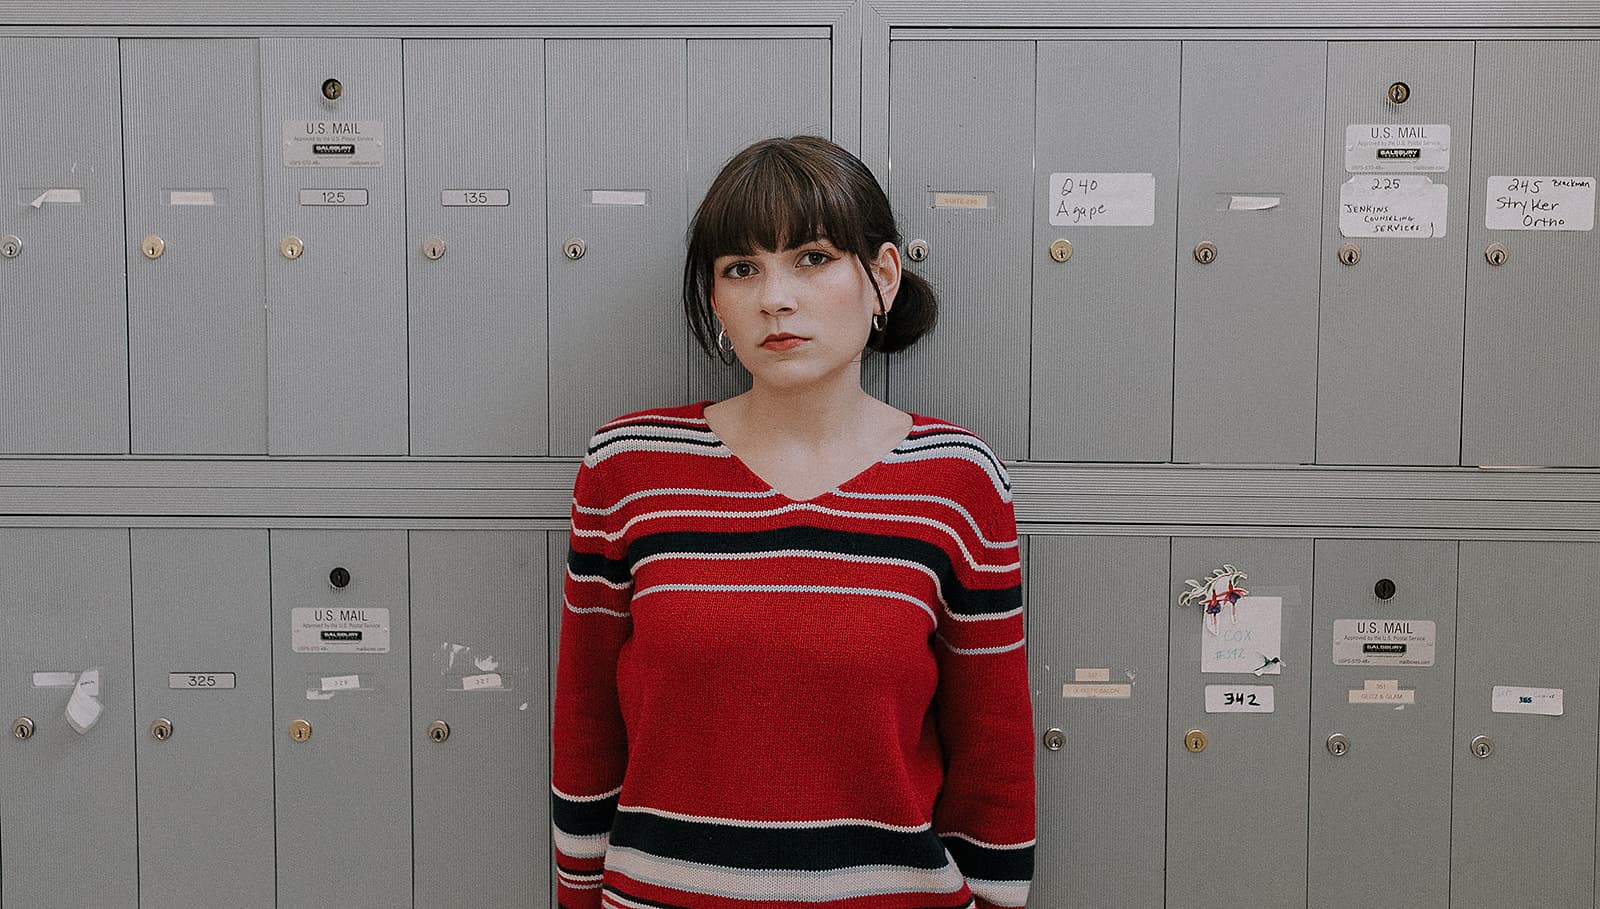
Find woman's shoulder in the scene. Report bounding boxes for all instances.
[892,414,1013,505]
[581,402,718,468]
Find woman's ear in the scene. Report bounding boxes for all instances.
[869,241,903,311]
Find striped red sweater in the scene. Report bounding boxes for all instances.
[552,403,1035,909]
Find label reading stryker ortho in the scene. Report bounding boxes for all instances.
[291,607,391,653]
[1339,176,1448,238]
[1345,124,1451,173]
[1332,619,1436,666]
[283,121,384,167]
[1486,176,1595,231]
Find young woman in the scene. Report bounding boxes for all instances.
[552,136,1035,909]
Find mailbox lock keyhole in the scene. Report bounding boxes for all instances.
[1374,578,1397,600]
[329,566,351,589]
[322,78,344,101]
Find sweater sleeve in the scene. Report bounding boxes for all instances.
[551,454,633,909]
[932,461,1036,909]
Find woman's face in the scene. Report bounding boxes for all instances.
[710,238,901,392]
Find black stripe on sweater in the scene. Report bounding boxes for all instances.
[628,526,1019,617]
[552,789,620,837]
[941,835,1035,883]
[568,548,632,586]
[610,810,952,872]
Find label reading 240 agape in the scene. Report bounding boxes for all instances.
[291,607,391,653]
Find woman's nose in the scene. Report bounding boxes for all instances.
[760,274,799,314]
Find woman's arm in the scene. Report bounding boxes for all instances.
[551,457,633,909]
[931,462,1036,909]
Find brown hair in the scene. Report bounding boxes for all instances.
[683,135,936,357]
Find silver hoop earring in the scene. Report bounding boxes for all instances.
[871,311,887,333]
[716,327,735,352]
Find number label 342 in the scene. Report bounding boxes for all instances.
[1205,684,1275,714]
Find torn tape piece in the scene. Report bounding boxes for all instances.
[305,688,336,701]
[29,188,84,208]
[65,669,104,734]
[473,655,499,672]
[1229,195,1281,211]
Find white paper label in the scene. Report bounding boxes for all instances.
[1339,176,1448,238]
[1345,124,1452,173]
[442,189,510,207]
[931,191,992,210]
[1331,619,1437,666]
[283,120,384,167]
[462,673,504,691]
[1491,685,1564,716]
[24,188,84,207]
[1486,176,1595,231]
[588,189,650,206]
[1201,596,1283,675]
[31,671,77,688]
[1074,668,1112,682]
[291,607,391,653]
[298,188,368,207]
[320,674,361,691]
[1047,173,1155,226]
[168,672,236,690]
[1205,684,1275,713]
[1063,683,1132,699]
[1349,680,1417,705]
[167,190,219,206]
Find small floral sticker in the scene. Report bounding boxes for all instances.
[1179,564,1249,636]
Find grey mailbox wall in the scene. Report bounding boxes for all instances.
[2,6,1600,909]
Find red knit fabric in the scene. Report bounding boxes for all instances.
[552,404,1035,909]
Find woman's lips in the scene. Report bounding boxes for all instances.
[760,334,806,351]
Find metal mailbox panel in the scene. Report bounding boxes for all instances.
[1028,536,1168,909]
[686,38,832,407]
[262,39,408,455]
[0,38,128,454]
[124,39,268,454]
[547,530,570,909]
[547,39,687,455]
[131,529,274,909]
[1463,42,1600,467]
[887,40,1034,459]
[1318,43,1473,466]
[1451,542,1599,907]
[1031,41,1179,463]
[1173,42,1327,464]
[405,39,548,455]
[411,531,548,906]
[0,529,135,908]
[272,530,412,909]
[1167,537,1311,908]
[1307,539,1457,909]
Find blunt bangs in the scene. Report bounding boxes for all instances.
[695,143,869,261]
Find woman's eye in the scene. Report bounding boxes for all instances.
[722,262,756,278]
[799,250,831,267]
